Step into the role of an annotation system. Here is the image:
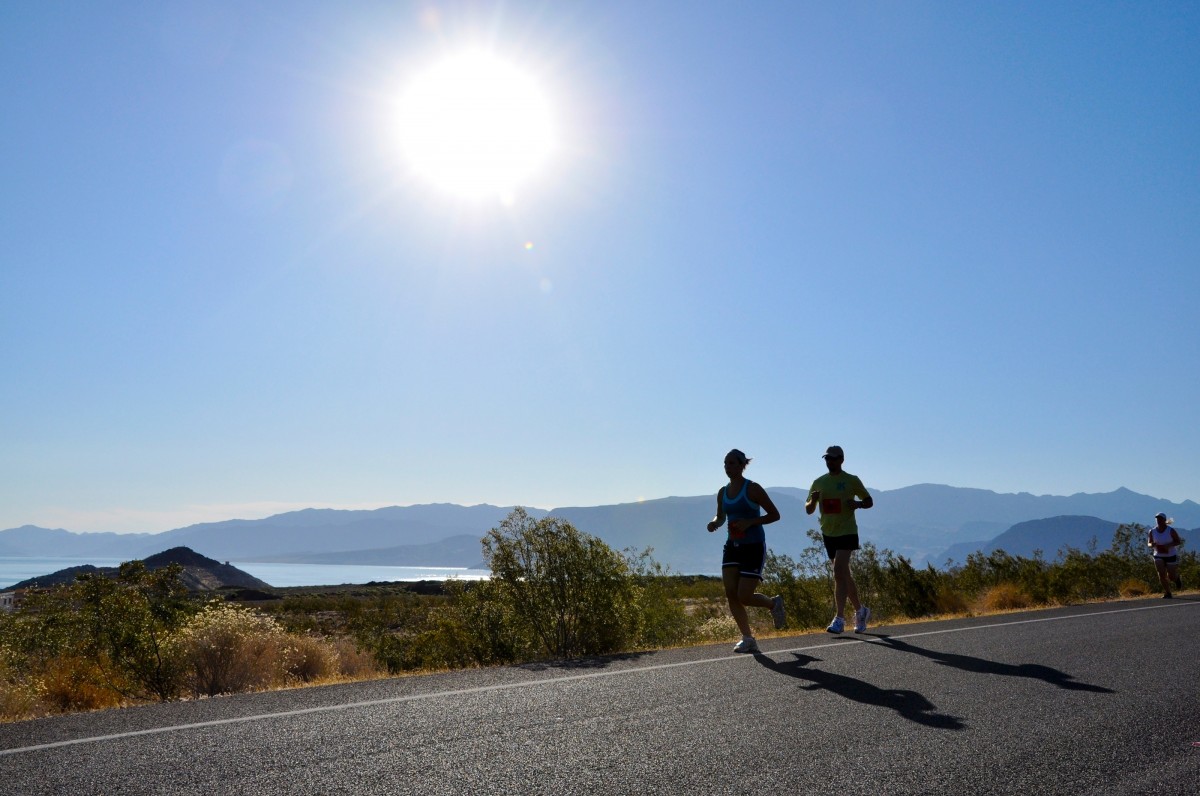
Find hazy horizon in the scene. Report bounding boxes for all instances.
[4,481,1195,536]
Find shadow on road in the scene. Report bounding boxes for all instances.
[519,651,656,671]
[867,634,1114,693]
[754,652,964,730]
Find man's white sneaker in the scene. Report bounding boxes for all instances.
[854,605,871,634]
[826,616,845,634]
[732,637,759,654]
[770,595,786,630]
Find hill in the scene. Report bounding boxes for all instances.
[5,547,272,592]
[933,516,1127,566]
[0,504,546,563]
[2,486,1197,574]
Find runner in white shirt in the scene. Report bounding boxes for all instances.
[1147,512,1184,599]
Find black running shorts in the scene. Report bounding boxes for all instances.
[823,533,861,560]
[722,541,766,579]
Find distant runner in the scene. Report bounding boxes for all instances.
[1148,512,1184,599]
[806,445,874,633]
[706,449,785,653]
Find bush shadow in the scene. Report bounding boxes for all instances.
[754,652,964,730]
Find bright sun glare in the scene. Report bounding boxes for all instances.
[397,50,557,201]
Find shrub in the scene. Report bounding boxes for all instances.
[933,587,971,616]
[0,681,41,722]
[393,607,481,672]
[327,636,385,679]
[0,562,196,704]
[979,583,1033,611]
[286,635,340,683]
[624,548,696,648]
[38,655,123,713]
[881,554,942,619]
[0,646,43,722]
[72,562,195,701]
[483,508,637,658]
[761,551,830,631]
[446,579,534,666]
[173,604,295,697]
[346,591,478,673]
[693,615,739,643]
[848,542,884,614]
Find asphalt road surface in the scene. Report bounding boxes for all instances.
[2,598,1197,795]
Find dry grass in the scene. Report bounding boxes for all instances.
[0,678,43,722]
[286,634,341,683]
[38,655,124,713]
[327,636,386,679]
[1118,578,1153,598]
[978,583,1033,612]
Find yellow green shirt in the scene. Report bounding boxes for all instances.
[810,471,870,537]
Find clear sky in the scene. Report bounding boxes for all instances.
[3,2,1198,534]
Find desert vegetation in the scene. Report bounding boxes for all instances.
[0,511,1191,723]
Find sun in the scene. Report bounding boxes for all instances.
[396,50,557,201]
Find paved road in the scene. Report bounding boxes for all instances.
[2,598,1197,795]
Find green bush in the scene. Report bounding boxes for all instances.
[761,550,830,631]
[881,554,942,619]
[622,547,699,648]
[483,508,638,658]
[446,579,534,666]
[0,562,196,704]
[344,591,472,673]
[74,562,196,701]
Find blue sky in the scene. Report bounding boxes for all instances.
[3,2,1198,533]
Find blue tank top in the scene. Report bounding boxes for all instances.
[723,480,764,544]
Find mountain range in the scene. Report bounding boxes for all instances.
[1,486,1195,579]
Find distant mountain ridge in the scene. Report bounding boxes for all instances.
[933,515,1144,566]
[2,486,1196,577]
[0,504,544,563]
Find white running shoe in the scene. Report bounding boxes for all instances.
[826,616,845,633]
[854,605,871,633]
[770,595,786,630]
[732,637,759,654]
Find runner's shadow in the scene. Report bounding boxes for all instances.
[869,634,1113,693]
[754,652,964,730]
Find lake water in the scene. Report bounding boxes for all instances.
[0,557,490,590]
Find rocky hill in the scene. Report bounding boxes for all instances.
[5,546,273,592]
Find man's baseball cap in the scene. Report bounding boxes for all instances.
[822,445,844,459]
[1155,512,1167,519]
